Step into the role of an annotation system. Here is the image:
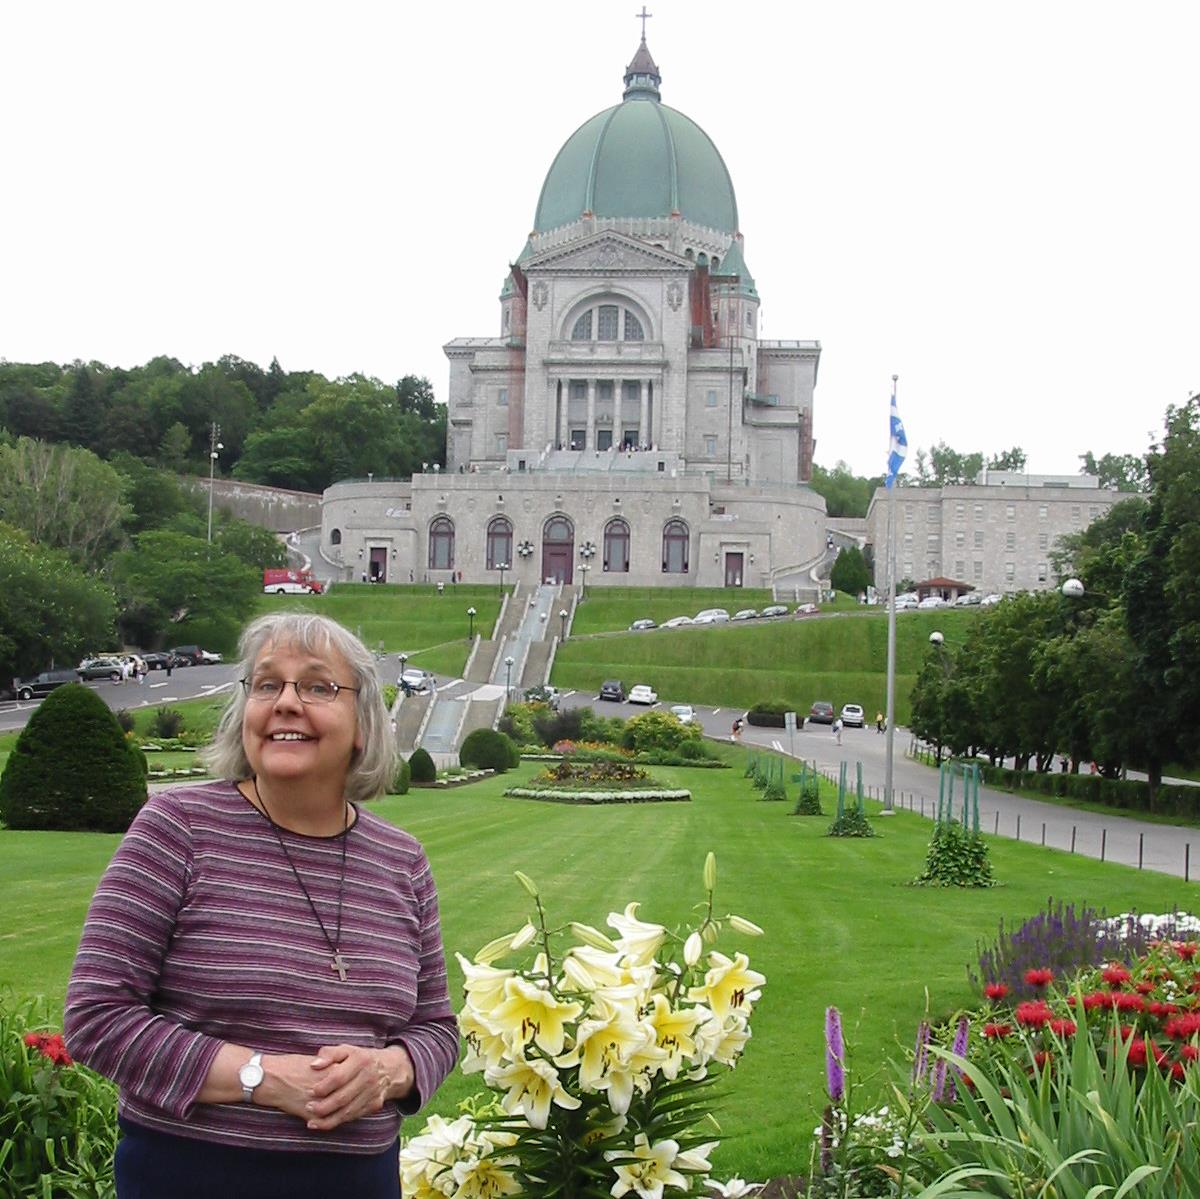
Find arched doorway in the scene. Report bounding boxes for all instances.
[542,515,574,584]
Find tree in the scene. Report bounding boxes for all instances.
[0,684,146,831]
[1079,450,1149,492]
[110,452,200,535]
[808,462,881,518]
[987,446,1027,472]
[214,515,288,570]
[908,650,951,762]
[0,524,117,681]
[829,545,871,596]
[159,421,193,472]
[0,438,131,571]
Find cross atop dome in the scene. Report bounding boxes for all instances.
[623,11,661,101]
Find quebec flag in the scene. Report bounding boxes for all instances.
[886,393,907,489]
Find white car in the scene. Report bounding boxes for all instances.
[661,616,693,629]
[894,595,919,611]
[731,609,758,621]
[628,684,658,705]
[840,703,865,728]
[693,608,730,624]
[980,593,1004,607]
[917,596,947,609]
[953,593,981,607]
[669,704,695,724]
[400,669,434,694]
[629,618,657,631]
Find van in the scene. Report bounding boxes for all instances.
[263,568,323,595]
[14,669,79,701]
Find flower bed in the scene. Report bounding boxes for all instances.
[504,786,691,804]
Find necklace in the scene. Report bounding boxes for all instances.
[251,777,351,982]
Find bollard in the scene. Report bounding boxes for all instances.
[1139,833,1144,870]
[1187,844,1191,883]
[1041,822,1046,846]
[920,797,925,817]
[994,811,1000,835]
[1070,825,1077,854]
[1016,814,1021,841]
[1101,828,1107,862]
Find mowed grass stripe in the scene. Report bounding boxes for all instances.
[4,758,1194,1179]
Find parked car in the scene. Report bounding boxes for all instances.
[840,703,865,728]
[953,592,982,607]
[661,616,693,629]
[794,603,821,616]
[693,608,730,624]
[731,609,758,621]
[524,685,561,710]
[894,595,919,611]
[629,618,657,631]
[168,645,207,666]
[760,604,789,618]
[599,680,626,702]
[77,657,126,681]
[808,701,835,725]
[400,669,435,694]
[980,593,1004,607]
[14,669,79,701]
[917,596,947,609]
[669,704,695,724]
[628,684,658,705]
[198,649,223,664]
[142,652,180,671]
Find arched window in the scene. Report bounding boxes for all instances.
[428,516,454,570]
[603,518,630,573]
[662,519,689,574]
[330,528,342,546]
[486,516,512,570]
[566,301,650,342]
[544,515,573,543]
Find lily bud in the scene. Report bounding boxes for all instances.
[569,922,619,952]
[563,954,595,990]
[514,870,539,898]
[728,915,764,937]
[703,852,717,892]
[509,923,537,950]
[702,921,720,944]
[474,934,514,964]
[684,931,703,965]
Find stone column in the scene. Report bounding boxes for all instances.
[613,381,624,449]
[586,379,596,451]
[557,380,568,449]
[639,380,650,449]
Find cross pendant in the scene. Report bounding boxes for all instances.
[331,952,348,981]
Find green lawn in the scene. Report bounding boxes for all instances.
[553,608,978,721]
[2,754,1193,1180]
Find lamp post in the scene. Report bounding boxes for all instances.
[498,562,508,596]
[206,422,223,544]
[559,608,568,640]
[398,653,408,692]
[579,562,590,600]
[467,606,476,642]
[504,655,514,701]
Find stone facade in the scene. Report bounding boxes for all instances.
[865,473,1120,594]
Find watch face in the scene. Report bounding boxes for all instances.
[240,1061,264,1088]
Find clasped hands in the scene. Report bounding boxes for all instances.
[264,1043,415,1131]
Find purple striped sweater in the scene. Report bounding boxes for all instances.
[64,781,459,1154]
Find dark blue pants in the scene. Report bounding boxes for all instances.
[115,1118,399,1199]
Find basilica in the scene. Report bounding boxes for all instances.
[320,34,827,593]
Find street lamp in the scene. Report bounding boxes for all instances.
[1061,578,1086,599]
[579,562,590,600]
[504,655,514,700]
[398,653,408,692]
[206,422,223,544]
[498,562,509,596]
[559,608,568,640]
[467,606,476,642]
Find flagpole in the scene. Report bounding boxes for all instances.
[883,374,900,814]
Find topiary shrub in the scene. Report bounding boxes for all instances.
[620,710,701,755]
[0,684,147,832]
[460,728,518,773]
[532,706,586,748]
[746,700,789,728]
[390,756,411,795]
[152,707,185,739]
[408,747,436,784]
[792,778,823,815]
[762,779,787,802]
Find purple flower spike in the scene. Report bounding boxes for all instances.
[825,1006,846,1103]
[912,1020,931,1085]
[942,1016,970,1104]
[931,1057,948,1103]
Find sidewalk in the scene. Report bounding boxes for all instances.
[739,722,1200,882]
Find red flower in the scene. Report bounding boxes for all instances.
[1049,1018,1077,1037]
[1164,1013,1200,1040]
[1102,964,1132,988]
[23,1031,73,1067]
[1172,1061,1187,1080]
[1181,1044,1200,1062]
[1127,1038,1167,1069]
[1024,968,1053,988]
[1032,1050,1053,1069]
[1148,1001,1181,1019]
[1175,942,1199,961]
[1135,981,1156,995]
[983,982,1009,1001]
[1015,1001,1053,1029]
[984,1022,1013,1039]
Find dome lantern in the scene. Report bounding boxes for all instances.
[623,36,661,101]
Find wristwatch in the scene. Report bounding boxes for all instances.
[239,1052,264,1103]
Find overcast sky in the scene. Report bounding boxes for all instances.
[3,1,1197,478]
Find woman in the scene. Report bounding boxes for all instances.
[65,613,459,1199]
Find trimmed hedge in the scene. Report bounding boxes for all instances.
[746,699,789,728]
[460,728,519,773]
[390,756,411,795]
[980,763,1200,819]
[408,747,437,784]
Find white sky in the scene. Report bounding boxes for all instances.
[3,1,1198,478]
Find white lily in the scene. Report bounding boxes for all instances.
[456,953,514,1014]
[488,975,582,1057]
[706,1179,764,1198]
[606,1134,687,1199]
[687,951,765,1020]
[607,901,667,966]
[486,1054,582,1130]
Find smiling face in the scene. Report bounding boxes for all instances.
[241,639,362,796]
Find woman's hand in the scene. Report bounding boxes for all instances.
[302,1043,415,1131]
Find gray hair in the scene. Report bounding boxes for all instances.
[202,612,397,803]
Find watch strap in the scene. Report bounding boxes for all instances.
[240,1051,263,1103]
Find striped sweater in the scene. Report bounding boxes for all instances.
[64,781,460,1154]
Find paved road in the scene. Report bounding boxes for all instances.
[554,686,1200,883]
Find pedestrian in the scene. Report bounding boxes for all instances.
[64,612,458,1198]
[731,718,742,741]
[875,711,884,733]
[166,655,174,679]
[833,717,843,746]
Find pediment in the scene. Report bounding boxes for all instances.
[526,232,691,275]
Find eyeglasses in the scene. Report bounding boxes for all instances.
[241,677,360,704]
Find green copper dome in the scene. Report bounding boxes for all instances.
[533,41,739,235]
